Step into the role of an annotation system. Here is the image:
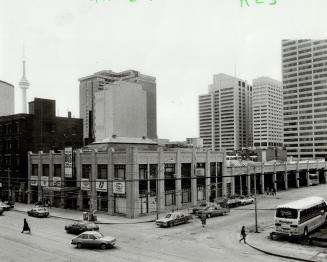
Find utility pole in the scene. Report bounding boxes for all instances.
[7,169,11,201]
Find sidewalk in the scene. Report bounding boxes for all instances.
[13,203,157,224]
[247,227,327,262]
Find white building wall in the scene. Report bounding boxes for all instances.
[0,81,14,116]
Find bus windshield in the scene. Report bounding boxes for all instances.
[276,208,298,219]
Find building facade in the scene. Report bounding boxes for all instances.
[94,81,147,141]
[28,145,225,218]
[0,80,14,116]
[282,40,327,159]
[199,73,253,152]
[0,98,83,202]
[252,77,283,149]
[79,70,157,144]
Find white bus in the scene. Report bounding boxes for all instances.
[274,196,327,237]
[308,173,319,186]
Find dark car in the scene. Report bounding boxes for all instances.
[65,222,99,235]
[196,205,230,218]
[27,207,49,218]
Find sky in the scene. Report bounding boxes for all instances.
[1,0,327,141]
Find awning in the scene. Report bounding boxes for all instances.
[42,187,79,192]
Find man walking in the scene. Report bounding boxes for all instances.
[200,213,207,228]
[21,218,31,234]
[239,225,246,243]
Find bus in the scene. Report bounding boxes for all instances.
[274,196,327,237]
[308,173,319,186]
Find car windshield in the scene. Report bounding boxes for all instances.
[92,232,104,239]
[165,214,172,218]
[276,208,298,219]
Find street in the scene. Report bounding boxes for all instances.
[1,185,327,262]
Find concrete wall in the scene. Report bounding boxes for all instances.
[0,81,14,116]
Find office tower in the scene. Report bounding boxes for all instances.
[94,81,147,141]
[79,70,157,143]
[0,80,14,116]
[282,39,327,159]
[252,77,283,149]
[199,73,252,152]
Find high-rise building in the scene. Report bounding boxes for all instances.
[199,73,253,152]
[282,39,327,159]
[0,80,14,116]
[94,81,147,141]
[79,70,157,144]
[252,77,283,149]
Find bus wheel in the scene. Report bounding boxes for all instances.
[303,227,308,237]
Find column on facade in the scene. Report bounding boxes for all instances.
[175,149,182,208]
[260,173,265,194]
[191,149,197,205]
[107,147,114,215]
[49,151,54,205]
[60,150,65,208]
[126,147,139,218]
[76,149,83,210]
[273,172,277,191]
[246,168,251,196]
[37,151,43,201]
[295,170,300,188]
[158,148,165,212]
[205,150,211,201]
[27,152,32,204]
[284,163,288,190]
[239,175,243,196]
[230,168,235,196]
[306,170,310,187]
[90,149,97,212]
[253,174,257,195]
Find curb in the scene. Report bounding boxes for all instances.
[13,208,155,224]
[246,241,316,262]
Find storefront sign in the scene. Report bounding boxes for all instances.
[195,168,205,176]
[113,181,125,194]
[96,179,107,192]
[30,176,38,186]
[41,176,49,187]
[53,177,62,187]
[64,147,73,178]
[81,178,90,191]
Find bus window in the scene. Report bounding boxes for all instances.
[276,208,298,219]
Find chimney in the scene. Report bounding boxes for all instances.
[68,111,72,118]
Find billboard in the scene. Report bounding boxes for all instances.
[113,181,126,194]
[30,176,38,186]
[53,177,61,187]
[96,179,107,192]
[64,147,73,178]
[81,178,90,191]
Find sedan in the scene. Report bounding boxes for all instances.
[155,212,192,227]
[27,207,49,218]
[3,200,14,208]
[239,196,255,205]
[0,201,10,211]
[197,206,230,218]
[71,231,116,249]
[65,222,99,235]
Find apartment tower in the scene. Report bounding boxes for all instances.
[199,73,253,152]
[282,39,327,159]
[252,77,283,149]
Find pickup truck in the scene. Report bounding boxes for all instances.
[155,212,192,227]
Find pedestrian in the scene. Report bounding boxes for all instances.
[47,199,52,209]
[200,213,207,228]
[21,218,31,234]
[239,226,247,243]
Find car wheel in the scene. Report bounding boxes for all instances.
[100,243,107,250]
[77,242,82,249]
[168,222,173,227]
[304,227,309,237]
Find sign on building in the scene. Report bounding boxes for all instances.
[64,147,73,178]
[113,181,125,194]
[30,176,38,186]
[41,176,49,187]
[195,168,205,176]
[81,178,90,191]
[96,179,107,192]
[53,177,62,187]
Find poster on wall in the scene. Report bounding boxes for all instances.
[96,179,107,192]
[195,168,205,176]
[30,176,38,186]
[81,178,90,191]
[41,176,49,187]
[53,177,61,187]
[113,181,125,194]
[64,147,73,178]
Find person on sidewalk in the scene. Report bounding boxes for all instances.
[200,213,207,228]
[21,218,31,234]
[239,226,246,243]
[47,199,52,209]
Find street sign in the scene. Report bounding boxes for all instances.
[96,179,107,192]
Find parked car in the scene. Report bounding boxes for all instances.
[27,207,49,218]
[239,196,255,205]
[65,222,99,235]
[226,196,241,208]
[71,231,116,249]
[0,201,10,211]
[190,202,211,214]
[0,207,4,215]
[155,212,192,227]
[3,200,14,208]
[196,205,230,218]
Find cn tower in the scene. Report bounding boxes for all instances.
[19,49,30,113]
